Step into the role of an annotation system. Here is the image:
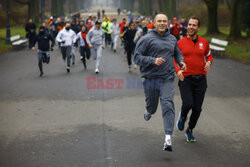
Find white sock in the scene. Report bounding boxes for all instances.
[165,134,172,145]
[145,110,151,115]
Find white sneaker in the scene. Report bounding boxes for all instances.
[133,64,137,69]
[163,135,172,151]
[95,68,99,74]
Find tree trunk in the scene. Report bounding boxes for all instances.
[229,0,242,39]
[29,0,40,23]
[204,0,220,34]
[168,0,177,19]
[158,0,167,14]
[51,0,64,17]
[153,0,160,14]
[51,0,56,16]
[129,0,134,12]
[225,0,232,11]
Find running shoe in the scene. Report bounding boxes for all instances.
[163,138,172,152]
[144,111,151,121]
[176,112,186,131]
[67,66,70,73]
[185,129,196,142]
[83,62,87,70]
[95,68,99,74]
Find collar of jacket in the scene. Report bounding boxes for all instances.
[152,28,170,37]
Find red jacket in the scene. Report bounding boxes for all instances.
[81,32,89,47]
[169,23,181,36]
[119,22,126,34]
[175,36,213,77]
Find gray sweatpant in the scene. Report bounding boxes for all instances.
[91,45,102,70]
[37,50,50,73]
[143,77,175,135]
[71,46,76,64]
[61,46,72,67]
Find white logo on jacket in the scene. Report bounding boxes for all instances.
[199,42,204,49]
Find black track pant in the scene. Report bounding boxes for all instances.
[178,76,207,129]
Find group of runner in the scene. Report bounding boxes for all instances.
[27,11,213,152]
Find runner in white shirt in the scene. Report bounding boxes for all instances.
[56,22,76,73]
[110,18,120,53]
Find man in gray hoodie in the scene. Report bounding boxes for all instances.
[87,20,105,74]
[134,13,186,151]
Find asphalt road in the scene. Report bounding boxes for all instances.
[0,37,249,166]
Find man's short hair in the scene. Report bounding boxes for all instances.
[154,13,168,22]
[189,16,200,27]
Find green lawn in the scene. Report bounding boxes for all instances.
[0,26,26,51]
[198,27,250,64]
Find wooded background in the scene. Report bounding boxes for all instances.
[0,0,249,39]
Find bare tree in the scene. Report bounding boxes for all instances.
[158,0,177,19]
[203,0,220,34]
[14,0,40,23]
[229,0,242,39]
[51,0,64,17]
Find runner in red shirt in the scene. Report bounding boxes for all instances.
[86,20,93,30]
[147,18,154,32]
[169,17,181,40]
[175,16,213,143]
[119,18,126,34]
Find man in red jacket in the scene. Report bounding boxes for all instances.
[175,16,213,142]
[169,17,181,40]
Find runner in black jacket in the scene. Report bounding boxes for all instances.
[25,19,37,49]
[32,26,54,77]
[123,22,137,71]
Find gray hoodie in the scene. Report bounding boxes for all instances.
[86,27,105,46]
[134,29,184,79]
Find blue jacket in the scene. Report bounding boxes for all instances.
[134,29,184,79]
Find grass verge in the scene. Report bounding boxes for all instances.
[0,26,26,55]
[198,27,250,64]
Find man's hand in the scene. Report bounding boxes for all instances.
[89,44,93,48]
[31,47,35,51]
[177,70,184,81]
[180,62,187,71]
[155,57,165,66]
[102,45,105,49]
[61,40,65,44]
[204,61,211,72]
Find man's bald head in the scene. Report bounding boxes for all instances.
[154,14,168,23]
[154,13,169,35]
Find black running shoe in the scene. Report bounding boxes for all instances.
[67,67,70,73]
[83,63,87,70]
